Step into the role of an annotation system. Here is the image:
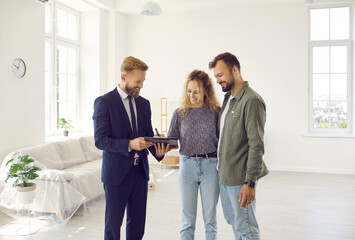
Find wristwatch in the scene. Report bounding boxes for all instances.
[244,181,255,188]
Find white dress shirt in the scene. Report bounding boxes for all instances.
[117,85,139,156]
[117,85,138,131]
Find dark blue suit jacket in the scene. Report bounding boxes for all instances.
[93,88,163,185]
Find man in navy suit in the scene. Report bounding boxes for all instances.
[93,56,171,240]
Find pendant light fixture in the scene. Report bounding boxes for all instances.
[140,1,162,16]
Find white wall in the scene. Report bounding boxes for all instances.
[125,1,355,174]
[0,0,121,160]
[80,11,101,133]
[114,12,128,87]
[79,9,127,133]
[0,0,45,161]
[106,10,127,91]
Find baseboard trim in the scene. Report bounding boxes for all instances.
[269,166,355,175]
[149,160,355,175]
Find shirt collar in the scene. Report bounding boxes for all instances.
[117,85,129,100]
[232,81,249,101]
[223,81,249,102]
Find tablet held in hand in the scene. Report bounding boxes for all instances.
[144,137,179,148]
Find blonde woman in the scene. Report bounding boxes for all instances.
[168,70,220,240]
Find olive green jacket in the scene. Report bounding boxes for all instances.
[218,82,269,185]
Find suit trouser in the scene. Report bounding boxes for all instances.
[104,163,148,240]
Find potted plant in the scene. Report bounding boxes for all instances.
[5,154,42,204]
[57,118,73,136]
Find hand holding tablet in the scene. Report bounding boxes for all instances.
[144,137,179,148]
[144,128,179,148]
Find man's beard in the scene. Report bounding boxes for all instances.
[221,76,235,92]
[125,84,140,98]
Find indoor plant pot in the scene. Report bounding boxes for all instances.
[57,118,73,137]
[63,130,69,137]
[5,154,41,204]
[17,182,37,204]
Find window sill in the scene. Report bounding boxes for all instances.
[303,133,355,138]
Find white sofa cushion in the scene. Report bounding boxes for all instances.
[79,136,102,162]
[21,143,64,170]
[39,169,74,182]
[54,139,86,168]
[66,160,103,201]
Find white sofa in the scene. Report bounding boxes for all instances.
[0,136,104,224]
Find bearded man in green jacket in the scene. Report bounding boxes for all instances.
[209,52,269,240]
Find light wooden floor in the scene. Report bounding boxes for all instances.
[0,166,354,240]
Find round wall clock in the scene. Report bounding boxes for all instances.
[10,58,26,79]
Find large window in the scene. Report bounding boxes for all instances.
[309,6,352,134]
[45,3,80,135]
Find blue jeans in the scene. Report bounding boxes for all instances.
[219,184,260,240]
[179,155,219,240]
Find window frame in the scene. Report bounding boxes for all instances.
[308,5,353,134]
[45,2,80,136]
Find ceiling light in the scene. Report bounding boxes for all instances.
[140,1,162,16]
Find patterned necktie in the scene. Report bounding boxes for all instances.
[127,95,138,138]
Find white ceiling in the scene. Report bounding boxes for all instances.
[53,0,355,14]
[115,0,288,14]
[56,0,99,11]
[114,0,347,15]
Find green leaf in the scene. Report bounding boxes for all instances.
[18,154,34,164]
[5,173,10,182]
[12,179,19,188]
[57,118,73,129]
[22,155,29,162]
[5,158,13,166]
[25,159,34,164]
[9,164,23,174]
[26,167,40,174]
[8,173,19,178]
[27,173,39,180]
[33,166,42,171]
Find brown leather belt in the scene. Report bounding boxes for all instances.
[190,152,217,159]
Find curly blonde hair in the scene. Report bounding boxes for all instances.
[178,70,220,116]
